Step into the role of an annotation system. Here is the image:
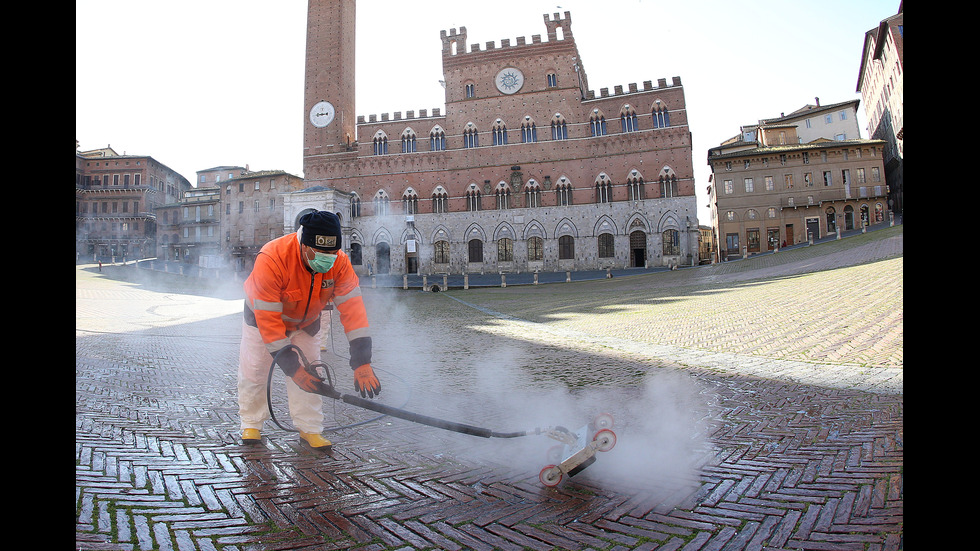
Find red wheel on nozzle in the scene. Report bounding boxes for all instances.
[593,428,617,452]
[539,465,562,487]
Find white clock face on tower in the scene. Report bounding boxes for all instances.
[495,67,525,94]
[309,100,336,128]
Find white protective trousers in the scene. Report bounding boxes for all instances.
[238,317,326,434]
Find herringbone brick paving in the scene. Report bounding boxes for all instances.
[77,227,903,550]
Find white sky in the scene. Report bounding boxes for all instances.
[76,0,898,225]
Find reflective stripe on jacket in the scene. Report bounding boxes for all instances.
[243,232,371,367]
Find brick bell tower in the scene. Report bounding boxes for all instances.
[303,0,356,176]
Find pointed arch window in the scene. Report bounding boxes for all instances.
[372,132,388,156]
[556,177,573,206]
[430,127,446,151]
[349,193,361,219]
[492,120,508,145]
[400,129,417,153]
[521,117,537,143]
[402,189,419,215]
[431,187,449,214]
[620,105,638,133]
[652,100,671,128]
[466,186,482,212]
[627,172,645,201]
[590,110,607,136]
[595,174,612,203]
[660,174,678,198]
[551,114,568,140]
[463,123,479,148]
[373,190,390,217]
[495,183,511,210]
[524,179,541,208]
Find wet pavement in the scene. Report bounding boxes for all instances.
[76,226,903,550]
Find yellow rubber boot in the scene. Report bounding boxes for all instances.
[300,432,332,449]
[242,428,261,445]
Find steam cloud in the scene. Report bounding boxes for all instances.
[325,286,708,499]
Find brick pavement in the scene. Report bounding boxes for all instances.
[76,226,903,550]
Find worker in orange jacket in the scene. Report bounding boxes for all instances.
[238,210,380,449]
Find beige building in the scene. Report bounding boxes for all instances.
[219,169,306,272]
[155,185,222,265]
[857,3,903,216]
[132,162,305,272]
[707,121,887,262]
[155,166,249,267]
[751,99,862,144]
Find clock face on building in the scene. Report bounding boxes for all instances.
[495,67,525,94]
[309,101,336,128]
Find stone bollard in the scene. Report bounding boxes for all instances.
[566,271,571,283]
[422,275,427,290]
[442,274,448,290]
[403,274,408,289]
[464,273,469,290]
[533,271,539,285]
[501,273,506,288]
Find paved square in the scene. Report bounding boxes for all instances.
[77,227,903,550]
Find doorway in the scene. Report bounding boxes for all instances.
[375,242,391,274]
[629,230,646,267]
[805,218,820,242]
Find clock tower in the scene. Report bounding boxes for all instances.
[303,0,356,174]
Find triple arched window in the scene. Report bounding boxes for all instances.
[620,105,638,133]
[401,130,417,153]
[492,120,508,145]
[430,127,446,151]
[652,101,671,128]
[372,132,388,156]
[551,114,568,140]
[521,117,538,143]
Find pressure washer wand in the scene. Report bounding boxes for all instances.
[311,379,528,439]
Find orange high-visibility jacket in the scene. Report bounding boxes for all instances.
[243,232,371,368]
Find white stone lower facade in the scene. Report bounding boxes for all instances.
[285,187,699,276]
